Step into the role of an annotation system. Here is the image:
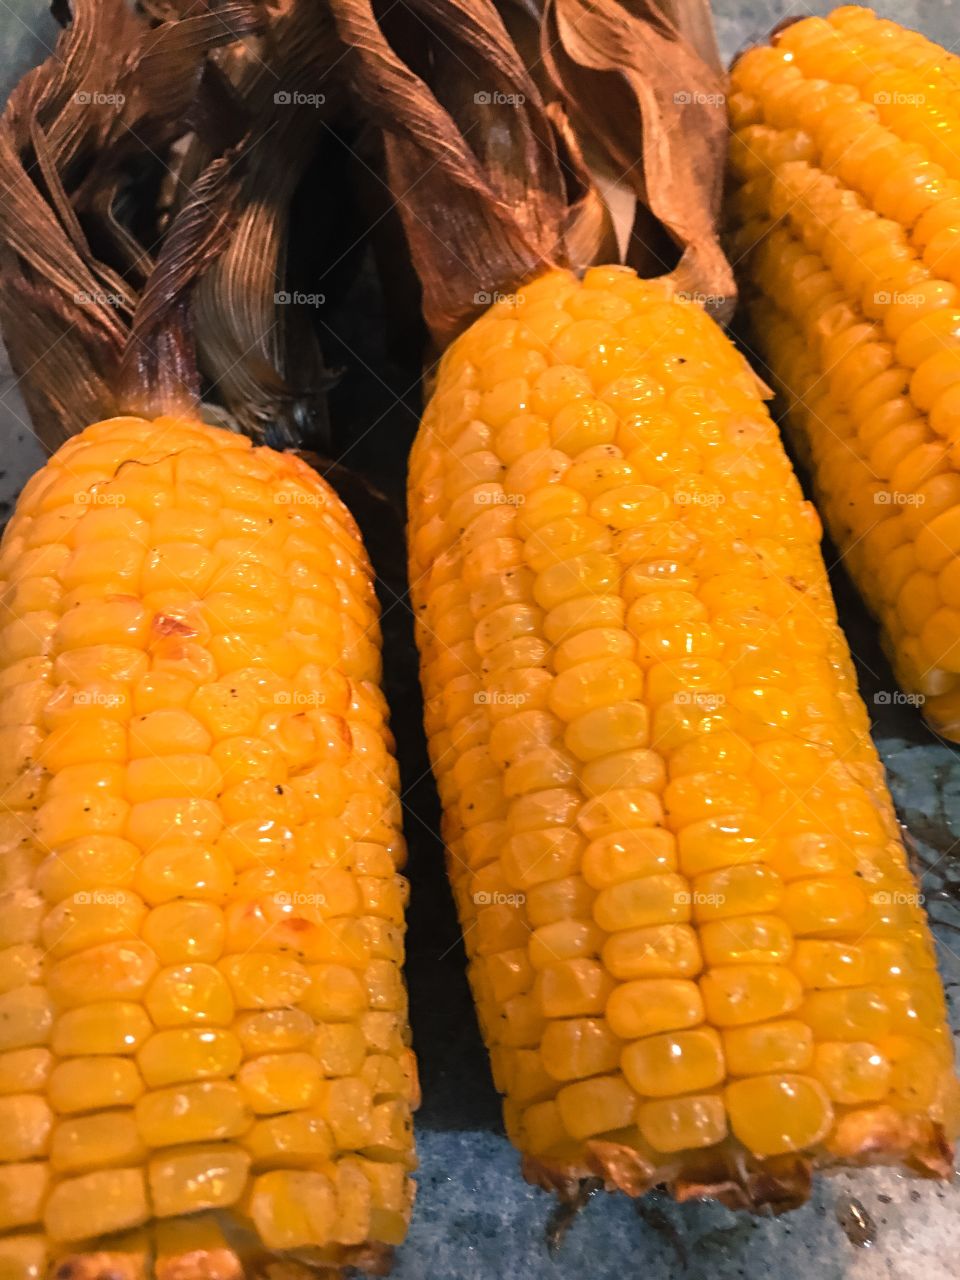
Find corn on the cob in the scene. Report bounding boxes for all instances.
[726,5,960,738]
[407,264,957,1205]
[0,416,416,1273]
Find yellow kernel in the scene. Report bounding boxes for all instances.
[138,1029,243,1088]
[540,1017,621,1081]
[637,1093,727,1153]
[149,1145,251,1217]
[603,923,703,980]
[606,978,704,1039]
[699,965,802,1027]
[135,1082,252,1146]
[145,963,234,1027]
[0,1096,52,1160]
[238,1053,324,1114]
[556,1074,636,1139]
[582,829,677,887]
[722,1020,814,1075]
[535,959,614,1017]
[0,1163,48,1231]
[593,874,690,932]
[44,1168,147,1242]
[50,1109,147,1174]
[52,1002,152,1056]
[812,1041,891,1104]
[48,1056,144,1113]
[621,1027,725,1097]
[725,1074,833,1156]
[243,1110,334,1168]
[699,915,794,966]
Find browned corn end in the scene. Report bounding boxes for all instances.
[407,264,957,1206]
[0,417,416,1275]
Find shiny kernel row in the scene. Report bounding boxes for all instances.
[408,265,956,1181]
[727,11,960,737]
[0,417,416,1252]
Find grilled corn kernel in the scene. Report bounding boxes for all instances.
[409,265,955,1195]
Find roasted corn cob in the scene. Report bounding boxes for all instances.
[726,5,960,738]
[0,416,416,1274]
[408,265,957,1205]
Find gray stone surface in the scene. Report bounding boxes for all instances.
[1,2,959,1277]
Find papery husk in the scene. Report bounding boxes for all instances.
[0,0,261,448]
[327,0,609,347]
[191,0,345,448]
[328,0,735,344]
[0,0,342,452]
[538,0,735,318]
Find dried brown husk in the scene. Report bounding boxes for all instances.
[0,0,343,452]
[538,0,735,317]
[191,0,346,448]
[0,0,262,448]
[328,0,735,345]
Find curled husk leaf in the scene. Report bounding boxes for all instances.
[0,0,261,447]
[328,0,736,344]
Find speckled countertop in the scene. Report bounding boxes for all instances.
[2,2,960,1277]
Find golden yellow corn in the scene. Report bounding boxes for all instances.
[407,264,958,1206]
[726,6,960,737]
[0,417,416,1269]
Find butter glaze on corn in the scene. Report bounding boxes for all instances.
[0,417,416,1274]
[407,265,957,1202]
[727,5,960,738]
